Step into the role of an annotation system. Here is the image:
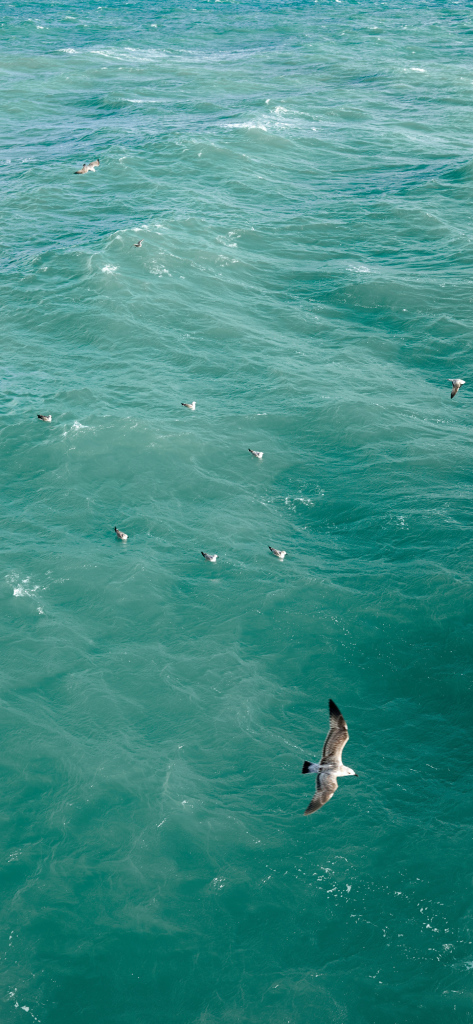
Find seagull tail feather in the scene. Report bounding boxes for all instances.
[302,761,317,774]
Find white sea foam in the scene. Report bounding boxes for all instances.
[123,98,162,104]
[7,574,41,600]
[102,265,118,273]
[89,47,169,63]
[150,262,171,276]
[285,495,315,507]
[227,121,268,131]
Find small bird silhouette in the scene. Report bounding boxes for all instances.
[269,546,286,560]
[114,526,128,540]
[181,402,196,410]
[37,414,52,422]
[449,378,465,399]
[248,449,263,459]
[134,240,143,248]
[201,552,218,562]
[74,159,100,175]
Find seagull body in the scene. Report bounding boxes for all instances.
[449,378,465,399]
[37,414,52,422]
[302,699,357,815]
[201,552,218,562]
[249,449,263,459]
[74,159,100,175]
[74,159,99,175]
[181,402,196,410]
[269,546,286,560]
[134,240,143,248]
[114,526,128,541]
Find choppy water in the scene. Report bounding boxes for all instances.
[2,2,473,1022]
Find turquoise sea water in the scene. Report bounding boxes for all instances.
[2,1,473,1021]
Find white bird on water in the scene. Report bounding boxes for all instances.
[37,414,52,422]
[248,449,263,459]
[74,159,100,175]
[302,699,357,815]
[114,527,128,541]
[201,552,217,562]
[449,378,465,399]
[134,240,143,248]
[181,402,196,410]
[269,546,286,560]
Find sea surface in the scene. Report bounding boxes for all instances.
[1,1,473,1022]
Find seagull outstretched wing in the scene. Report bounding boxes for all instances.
[304,770,338,815]
[320,699,349,768]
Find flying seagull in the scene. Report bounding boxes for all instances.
[37,414,52,422]
[181,402,196,410]
[269,546,286,560]
[248,449,263,459]
[134,240,143,248]
[74,159,100,175]
[302,699,357,815]
[449,379,465,399]
[201,552,218,562]
[114,526,128,540]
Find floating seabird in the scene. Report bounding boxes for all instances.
[449,378,465,399]
[201,552,217,562]
[114,526,128,540]
[134,240,143,248]
[181,402,196,410]
[269,546,286,560]
[302,699,357,815]
[249,449,263,459]
[74,159,100,175]
[37,414,52,422]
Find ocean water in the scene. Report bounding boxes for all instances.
[1,1,473,1021]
